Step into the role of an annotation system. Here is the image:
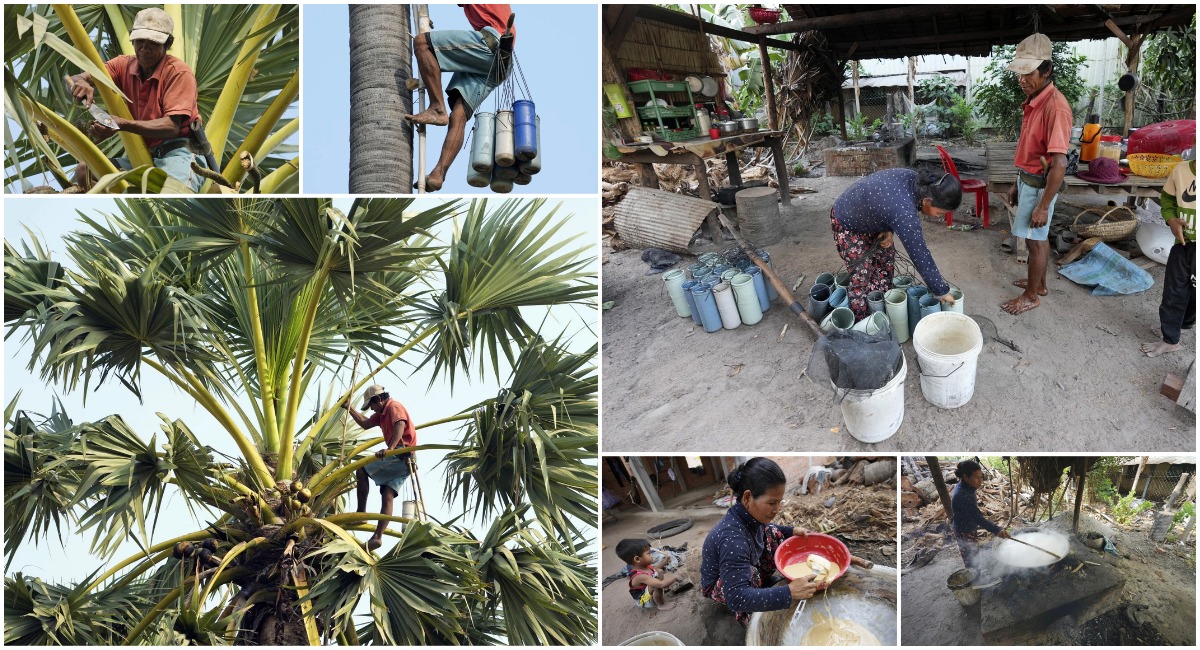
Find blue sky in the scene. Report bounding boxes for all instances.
[302,3,600,194]
[4,196,598,583]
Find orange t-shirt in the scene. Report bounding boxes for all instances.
[1013,83,1073,175]
[104,54,200,148]
[460,4,514,44]
[364,398,417,450]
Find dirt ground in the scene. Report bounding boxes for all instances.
[601,147,1195,452]
[899,513,1196,645]
[600,477,897,646]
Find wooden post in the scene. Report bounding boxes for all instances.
[1164,472,1191,510]
[669,457,689,495]
[836,91,848,141]
[852,60,861,117]
[907,56,917,139]
[1123,34,1144,137]
[626,457,665,512]
[1072,459,1088,533]
[1129,456,1148,498]
[926,457,954,522]
[1181,513,1196,544]
[758,37,779,131]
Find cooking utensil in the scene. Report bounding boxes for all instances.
[64,75,119,130]
[738,117,760,132]
[1005,535,1062,559]
[685,74,704,93]
[716,121,740,136]
[700,75,719,98]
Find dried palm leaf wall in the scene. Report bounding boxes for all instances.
[616,18,723,77]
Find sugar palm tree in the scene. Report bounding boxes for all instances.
[347,4,413,194]
[3,198,598,644]
[4,4,300,194]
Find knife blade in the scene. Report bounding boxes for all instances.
[64,75,120,130]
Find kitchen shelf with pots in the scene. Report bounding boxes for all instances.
[628,78,700,142]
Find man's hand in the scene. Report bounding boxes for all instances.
[876,232,894,249]
[89,116,127,141]
[340,398,350,410]
[1006,185,1018,207]
[1030,204,1050,229]
[69,75,95,106]
[1167,218,1187,245]
[788,575,819,600]
[375,449,389,459]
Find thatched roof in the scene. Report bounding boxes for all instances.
[616,17,723,78]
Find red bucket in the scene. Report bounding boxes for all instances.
[773,533,851,589]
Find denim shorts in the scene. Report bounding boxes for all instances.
[113,141,205,192]
[428,26,504,115]
[1011,176,1058,241]
[364,453,412,496]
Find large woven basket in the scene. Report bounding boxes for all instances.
[1127,153,1182,178]
[1066,204,1139,242]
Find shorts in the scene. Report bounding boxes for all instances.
[1011,176,1058,241]
[633,589,656,609]
[113,141,205,192]
[363,453,412,495]
[427,26,505,115]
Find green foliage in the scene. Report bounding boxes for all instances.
[1142,15,1197,118]
[810,111,836,136]
[973,43,1089,139]
[1112,492,1153,526]
[848,114,879,140]
[918,75,961,108]
[1092,475,1120,506]
[1174,500,1195,526]
[950,94,980,143]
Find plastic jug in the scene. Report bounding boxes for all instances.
[1080,114,1102,162]
[1099,135,1122,162]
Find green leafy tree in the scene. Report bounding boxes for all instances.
[3,198,598,645]
[1141,15,1197,119]
[4,5,299,194]
[973,43,1088,139]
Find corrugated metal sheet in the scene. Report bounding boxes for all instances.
[613,186,716,253]
[1123,456,1197,467]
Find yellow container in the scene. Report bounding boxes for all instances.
[604,83,633,119]
[1099,137,1122,162]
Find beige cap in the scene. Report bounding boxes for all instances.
[129,8,174,44]
[360,384,386,410]
[1007,33,1052,75]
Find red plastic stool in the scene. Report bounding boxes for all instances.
[935,145,989,229]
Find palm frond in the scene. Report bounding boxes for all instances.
[4,572,152,645]
[4,397,79,570]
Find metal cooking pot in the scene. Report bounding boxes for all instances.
[716,121,740,136]
[738,117,760,132]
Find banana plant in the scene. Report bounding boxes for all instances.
[4,198,598,645]
[4,4,299,194]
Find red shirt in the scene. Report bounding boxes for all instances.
[363,398,417,449]
[105,54,199,149]
[460,4,514,43]
[1013,83,1073,174]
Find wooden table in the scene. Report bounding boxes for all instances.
[614,130,791,238]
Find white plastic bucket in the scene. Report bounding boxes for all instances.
[619,631,685,646]
[839,355,906,443]
[912,312,983,409]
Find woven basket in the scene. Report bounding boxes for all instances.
[1066,204,1138,242]
[1127,153,1182,178]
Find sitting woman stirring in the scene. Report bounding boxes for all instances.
[951,460,1010,570]
[830,168,963,320]
[700,457,818,626]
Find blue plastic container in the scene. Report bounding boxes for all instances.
[470,112,496,173]
[907,286,928,331]
[519,116,542,175]
[493,164,519,181]
[513,100,538,162]
[691,284,723,333]
[830,286,849,309]
[754,250,779,301]
[682,280,703,326]
[808,283,831,321]
[919,294,941,322]
[746,267,770,312]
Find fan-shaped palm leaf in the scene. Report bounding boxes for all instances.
[4,396,79,570]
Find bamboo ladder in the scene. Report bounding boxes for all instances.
[411,5,432,194]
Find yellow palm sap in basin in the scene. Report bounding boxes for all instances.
[779,591,893,646]
[781,555,840,587]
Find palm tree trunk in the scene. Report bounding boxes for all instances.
[349,4,413,193]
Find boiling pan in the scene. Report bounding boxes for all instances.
[995,530,1068,568]
[774,533,851,589]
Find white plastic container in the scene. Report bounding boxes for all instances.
[712,281,741,329]
[840,355,906,443]
[494,110,515,167]
[662,269,691,318]
[911,312,984,409]
[470,112,496,173]
[619,631,684,646]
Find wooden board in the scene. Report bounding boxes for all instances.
[612,185,716,253]
[1180,361,1196,413]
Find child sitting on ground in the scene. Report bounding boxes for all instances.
[617,538,678,611]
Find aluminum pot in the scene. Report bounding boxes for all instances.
[716,121,740,136]
[738,117,759,132]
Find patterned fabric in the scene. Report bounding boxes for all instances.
[1058,242,1154,296]
[953,529,981,569]
[700,502,793,627]
[830,210,895,320]
[951,483,1001,535]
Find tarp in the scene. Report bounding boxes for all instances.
[1057,242,1154,296]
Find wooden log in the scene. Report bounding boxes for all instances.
[1073,459,1087,533]
[759,37,779,132]
[1161,372,1185,402]
[926,457,954,522]
[1178,361,1195,412]
[1164,472,1191,510]
[1129,456,1149,498]
[1123,34,1144,137]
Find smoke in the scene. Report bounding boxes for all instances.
[972,525,1071,580]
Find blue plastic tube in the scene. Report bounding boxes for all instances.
[513,100,537,162]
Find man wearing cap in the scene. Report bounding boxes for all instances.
[67,7,204,191]
[341,384,418,551]
[1001,33,1072,316]
[405,4,515,192]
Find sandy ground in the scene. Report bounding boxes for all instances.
[899,513,1196,645]
[600,475,897,645]
[601,149,1195,452]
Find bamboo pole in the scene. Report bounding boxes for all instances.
[1073,459,1088,532]
[414,5,431,194]
[758,37,778,131]
[926,457,954,522]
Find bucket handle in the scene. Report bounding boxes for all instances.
[914,356,965,379]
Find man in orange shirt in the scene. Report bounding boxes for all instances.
[341,384,418,551]
[67,8,204,191]
[1001,33,1072,316]
[406,5,515,191]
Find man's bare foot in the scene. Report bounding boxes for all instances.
[367,535,383,551]
[414,169,444,192]
[1012,279,1048,296]
[1141,341,1182,357]
[1001,294,1039,315]
[404,107,449,126]
[656,601,676,611]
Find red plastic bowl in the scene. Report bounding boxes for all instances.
[774,533,851,589]
[748,7,782,24]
